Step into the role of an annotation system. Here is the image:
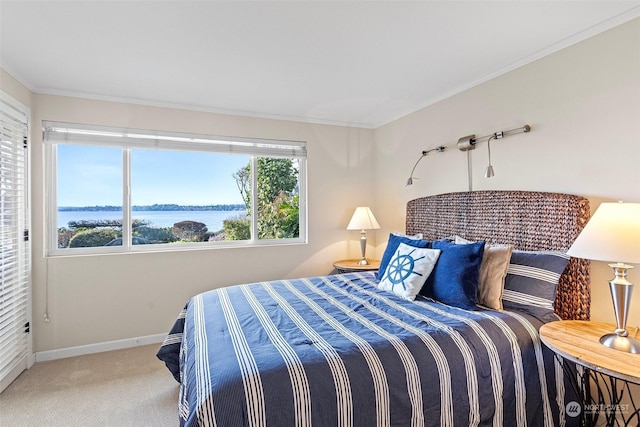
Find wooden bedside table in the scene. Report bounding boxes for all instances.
[540,320,640,426]
[333,259,380,273]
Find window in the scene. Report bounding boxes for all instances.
[44,122,306,255]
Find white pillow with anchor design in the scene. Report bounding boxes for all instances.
[378,243,441,301]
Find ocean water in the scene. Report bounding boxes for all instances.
[57,210,246,232]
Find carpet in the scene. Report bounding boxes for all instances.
[0,344,179,426]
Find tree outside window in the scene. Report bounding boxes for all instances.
[227,157,300,240]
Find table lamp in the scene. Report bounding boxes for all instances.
[346,207,380,265]
[567,202,640,353]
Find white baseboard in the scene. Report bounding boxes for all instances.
[34,333,166,363]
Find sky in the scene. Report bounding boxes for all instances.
[57,145,249,206]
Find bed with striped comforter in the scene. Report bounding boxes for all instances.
[157,271,575,427]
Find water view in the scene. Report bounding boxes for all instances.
[58,209,246,232]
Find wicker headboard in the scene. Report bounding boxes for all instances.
[406,190,591,320]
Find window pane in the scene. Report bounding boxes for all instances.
[56,145,123,248]
[256,157,300,240]
[130,149,249,245]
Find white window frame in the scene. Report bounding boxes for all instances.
[44,121,307,256]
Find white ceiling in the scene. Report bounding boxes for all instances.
[1,1,639,128]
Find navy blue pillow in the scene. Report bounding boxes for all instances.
[503,250,570,322]
[377,233,431,279]
[420,240,485,310]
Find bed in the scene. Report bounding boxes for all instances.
[157,190,591,426]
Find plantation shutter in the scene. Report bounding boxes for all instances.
[0,93,31,393]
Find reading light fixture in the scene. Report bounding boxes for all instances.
[406,124,530,186]
[485,133,500,178]
[405,146,446,186]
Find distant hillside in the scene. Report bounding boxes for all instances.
[58,204,245,212]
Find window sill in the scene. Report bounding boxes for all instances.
[46,238,308,258]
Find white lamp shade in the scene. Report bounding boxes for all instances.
[567,202,640,264]
[346,207,380,230]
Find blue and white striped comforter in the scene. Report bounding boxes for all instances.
[157,272,575,427]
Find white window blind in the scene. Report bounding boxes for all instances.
[43,121,307,159]
[0,94,30,392]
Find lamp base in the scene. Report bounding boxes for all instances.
[600,333,640,354]
[357,230,369,265]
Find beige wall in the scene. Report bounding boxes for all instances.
[2,17,639,354]
[373,18,640,328]
[27,95,374,352]
[1,68,33,108]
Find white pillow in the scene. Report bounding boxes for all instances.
[378,243,441,300]
[392,231,424,240]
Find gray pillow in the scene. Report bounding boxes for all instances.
[453,236,513,310]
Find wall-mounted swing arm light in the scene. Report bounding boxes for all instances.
[405,146,446,185]
[406,124,530,186]
[485,134,496,178]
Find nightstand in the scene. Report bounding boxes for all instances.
[332,259,380,273]
[539,320,640,426]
